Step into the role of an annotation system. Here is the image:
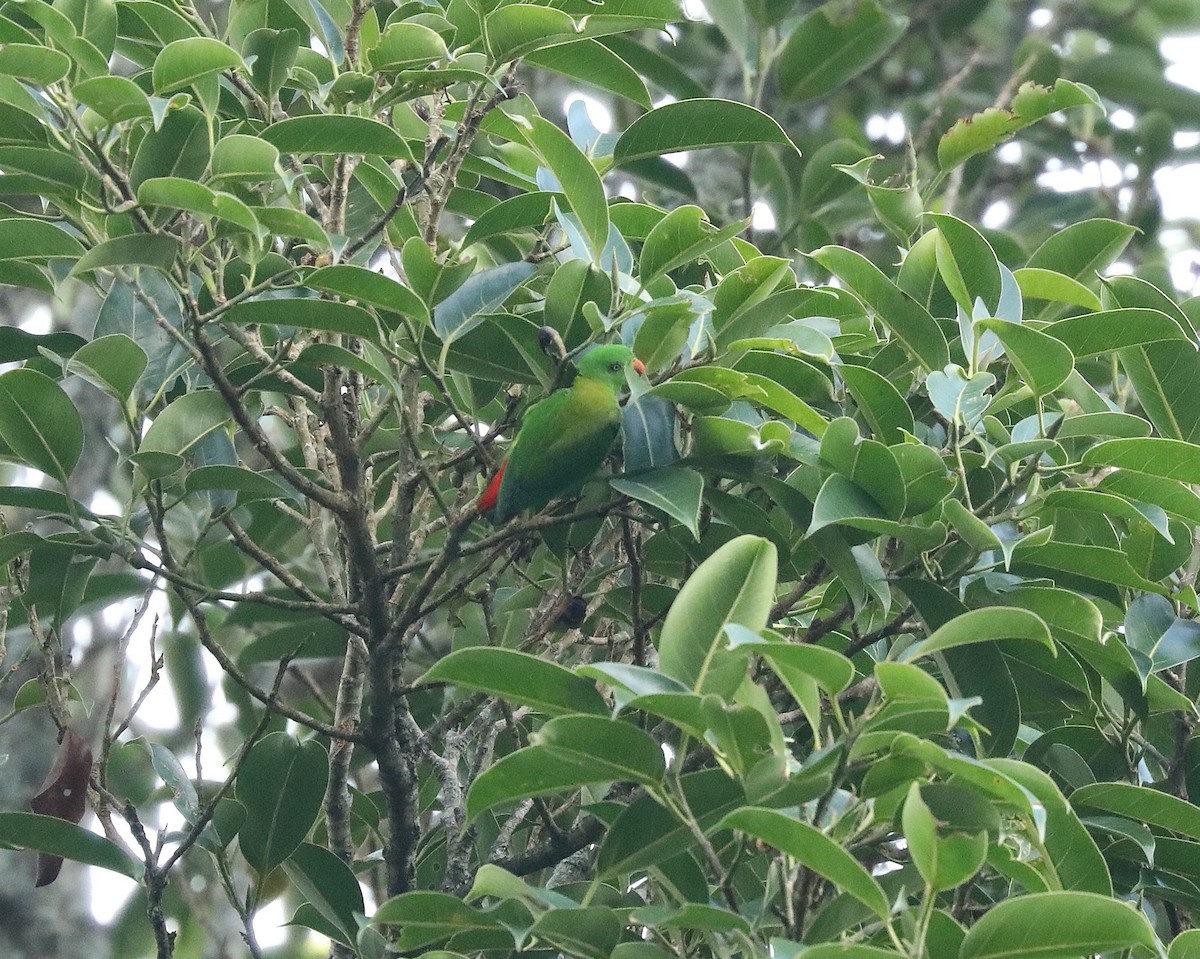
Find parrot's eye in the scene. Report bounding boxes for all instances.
[609,362,622,372]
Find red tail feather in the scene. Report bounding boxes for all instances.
[478,461,507,514]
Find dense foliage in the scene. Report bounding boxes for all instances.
[6,1,1200,958]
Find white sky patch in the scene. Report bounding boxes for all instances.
[1170,250,1200,293]
[751,200,777,231]
[252,897,289,949]
[89,489,122,516]
[1175,131,1200,149]
[1037,158,1123,192]
[563,93,613,133]
[309,35,328,58]
[865,112,906,144]
[664,151,690,168]
[683,0,711,21]
[1110,108,1136,130]
[618,180,638,200]
[1162,35,1200,93]
[1029,7,1052,27]
[653,93,677,109]
[997,142,1023,164]
[1155,163,1200,219]
[1107,260,1135,276]
[981,200,1011,229]
[21,303,52,334]
[89,863,139,923]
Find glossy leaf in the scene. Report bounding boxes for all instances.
[527,117,609,260]
[658,535,777,698]
[720,807,889,917]
[236,733,328,873]
[958,891,1157,959]
[613,99,796,166]
[0,369,83,482]
[777,0,907,102]
[418,648,608,716]
[611,466,704,540]
[0,812,141,882]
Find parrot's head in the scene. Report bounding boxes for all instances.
[574,344,646,390]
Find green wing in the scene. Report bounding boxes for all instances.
[494,383,621,521]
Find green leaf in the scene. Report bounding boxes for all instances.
[73,76,152,123]
[726,626,855,695]
[306,264,428,322]
[657,534,777,699]
[226,298,379,340]
[371,893,507,951]
[0,44,70,85]
[261,115,415,161]
[236,732,328,873]
[976,320,1073,397]
[252,207,329,248]
[1073,781,1200,839]
[148,742,199,821]
[71,235,180,277]
[639,205,745,289]
[184,466,290,503]
[1084,437,1200,484]
[1013,268,1103,312]
[622,393,679,474]
[613,99,797,166]
[465,716,664,820]
[369,22,447,72]
[810,245,949,371]
[530,908,622,959]
[67,334,147,403]
[461,192,556,250]
[903,783,987,891]
[0,812,141,880]
[129,105,209,189]
[282,842,365,947]
[1126,593,1200,672]
[597,768,744,877]
[719,807,889,917]
[939,80,1102,170]
[0,219,85,261]
[900,607,1054,661]
[958,891,1157,959]
[0,368,83,483]
[527,117,608,260]
[1046,308,1187,357]
[927,365,994,428]
[527,39,651,108]
[432,261,537,344]
[243,27,300,99]
[417,647,608,716]
[486,4,579,61]
[776,947,904,959]
[536,715,665,786]
[1026,219,1137,287]
[137,178,261,235]
[839,364,914,443]
[610,467,704,541]
[139,391,229,462]
[776,0,908,101]
[0,146,85,193]
[210,134,282,183]
[153,37,243,94]
[926,213,1001,315]
[1171,930,1200,959]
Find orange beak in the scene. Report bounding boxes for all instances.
[632,358,646,375]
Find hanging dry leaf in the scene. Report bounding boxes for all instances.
[29,728,92,887]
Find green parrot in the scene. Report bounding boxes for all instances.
[479,344,646,523]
